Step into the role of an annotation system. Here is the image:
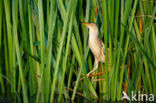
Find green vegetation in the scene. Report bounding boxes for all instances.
[0,0,156,102]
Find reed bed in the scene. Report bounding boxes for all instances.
[0,0,156,102]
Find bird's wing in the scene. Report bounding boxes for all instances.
[99,38,109,54]
[93,38,105,61]
[97,38,105,52]
[97,38,109,63]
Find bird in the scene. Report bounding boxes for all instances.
[82,22,106,77]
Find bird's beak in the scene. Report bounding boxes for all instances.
[81,22,91,27]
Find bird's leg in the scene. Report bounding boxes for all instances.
[79,59,98,81]
[87,59,99,77]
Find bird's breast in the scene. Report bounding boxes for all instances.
[89,38,101,58]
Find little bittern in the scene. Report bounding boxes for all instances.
[82,22,106,76]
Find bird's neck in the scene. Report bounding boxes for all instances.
[89,29,99,40]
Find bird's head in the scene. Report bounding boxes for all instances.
[82,22,98,30]
[82,22,99,36]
